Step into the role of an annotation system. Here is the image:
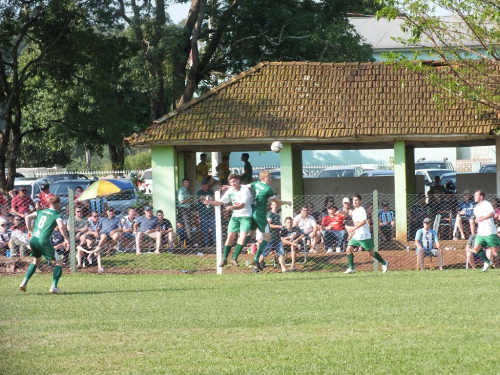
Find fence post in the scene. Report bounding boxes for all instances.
[373,190,379,271]
[68,189,76,273]
[215,191,223,274]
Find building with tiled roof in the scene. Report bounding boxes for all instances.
[126,61,500,242]
[125,61,499,150]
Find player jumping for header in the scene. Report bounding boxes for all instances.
[19,196,70,294]
[243,170,292,272]
[344,194,389,274]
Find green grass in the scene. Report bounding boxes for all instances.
[1,270,500,374]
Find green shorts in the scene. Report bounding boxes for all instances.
[475,234,500,249]
[250,211,270,233]
[228,217,252,234]
[29,237,59,261]
[348,238,375,251]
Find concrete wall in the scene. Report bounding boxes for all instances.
[456,173,496,195]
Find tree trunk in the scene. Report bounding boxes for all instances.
[108,144,125,171]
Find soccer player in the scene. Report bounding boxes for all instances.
[244,170,292,271]
[468,190,500,271]
[344,194,389,274]
[19,196,70,294]
[203,174,252,267]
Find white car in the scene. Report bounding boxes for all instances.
[139,169,153,194]
[317,166,365,178]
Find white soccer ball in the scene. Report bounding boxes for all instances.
[271,141,283,153]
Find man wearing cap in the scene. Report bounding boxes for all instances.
[456,190,476,240]
[10,186,34,218]
[197,180,216,248]
[95,206,122,259]
[134,206,162,254]
[344,194,389,274]
[37,184,54,209]
[468,190,500,272]
[415,217,443,271]
[341,197,354,226]
[378,201,395,242]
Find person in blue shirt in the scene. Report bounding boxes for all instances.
[415,217,443,271]
[456,190,476,240]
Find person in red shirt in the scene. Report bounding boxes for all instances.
[321,205,346,253]
[37,184,53,210]
[10,187,34,218]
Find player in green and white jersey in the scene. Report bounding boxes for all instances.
[19,195,70,294]
[203,173,252,267]
[244,170,292,271]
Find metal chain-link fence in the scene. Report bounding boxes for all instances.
[2,189,500,275]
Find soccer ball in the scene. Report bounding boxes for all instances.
[271,141,283,153]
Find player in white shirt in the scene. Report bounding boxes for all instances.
[203,174,252,267]
[344,194,389,274]
[468,190,500,271]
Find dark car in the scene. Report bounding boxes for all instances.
[49,179,92,213]
[479,163,496,173]
[44,173,89,182]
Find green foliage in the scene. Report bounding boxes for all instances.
[124,150,152,170]
[2,271,500,374]
[376,0,500,115]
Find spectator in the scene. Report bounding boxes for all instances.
[428,176,447,196]
[321,196,335,219]
[492,198,500,226]
[293,205,320,252]
[74,186,90,217]
[76,236,103,272]
[51,227,68,259]
[415,217,443,271]
[341,197,354,226]
[156,210,174,249]
[0,192,7,217]
[378,201,395,242]
[321,205,346,253]
[257,201,285,271]
[197,179,216,247]
[196,153,215,187]
[176,178,193,246]
[10,215,22,231]
[456,190,476,239]
[67,207,89,246]
[95,207,122,257]
[280,216,304,272]
[307,203,322,224]
[37,184,54,210]
[9,220,30,257]
[0,217,11,254]
[216,155,230,186]
[134,206,161,254]
[240,153,253,184]
[10,186,34,218]
[121,207,137,251]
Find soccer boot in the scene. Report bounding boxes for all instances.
[49,287,63,295]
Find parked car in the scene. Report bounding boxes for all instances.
[49,179,92,212]
[359,170,395,177]
[317,166,365,178]
[251,168,314,180]
[415,158,454,171]
[13,178,53,201]
[479,163,496,173]
[416,169,455,194]
[44,173,89,182]
[138,169,153,194]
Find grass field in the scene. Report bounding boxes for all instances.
[1,270,500,375]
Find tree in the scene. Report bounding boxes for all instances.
[0,0,119,192]
[117,0,375,111]
[376,0,500,113]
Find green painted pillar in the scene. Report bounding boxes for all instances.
[177,151,185,189]
[280,144,303,220]
[394,141,415,242]
[152,146,177,227]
